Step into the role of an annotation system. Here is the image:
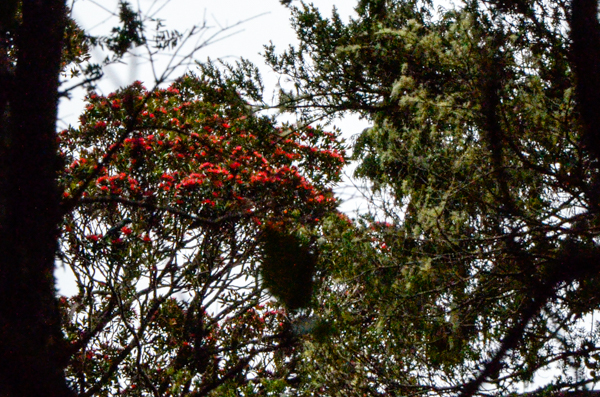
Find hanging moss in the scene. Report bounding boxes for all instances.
[259,225,317,311]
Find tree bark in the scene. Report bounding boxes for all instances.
[570,0,600,165]
[0,0,74,395]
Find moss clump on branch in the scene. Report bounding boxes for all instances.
[259,224,316,311]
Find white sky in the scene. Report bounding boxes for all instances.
[60,0,364,124]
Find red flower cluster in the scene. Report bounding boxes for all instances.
[60,74,346,243]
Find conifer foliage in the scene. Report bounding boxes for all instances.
[266,0,600,396]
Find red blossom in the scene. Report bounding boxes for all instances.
[86,234,102,242]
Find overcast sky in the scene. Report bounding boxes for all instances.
[60,0,362,123]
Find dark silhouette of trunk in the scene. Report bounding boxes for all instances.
[571,0,600,168]
[0,0,74,396]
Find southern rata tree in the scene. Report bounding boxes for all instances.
[266,0,600,396]
[56,63,345,396]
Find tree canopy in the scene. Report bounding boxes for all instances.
[266,0,600,396]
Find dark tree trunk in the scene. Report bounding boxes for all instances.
[571,0,600,165]
[0,0,74,396]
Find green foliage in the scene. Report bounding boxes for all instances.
[267,0,600,396]
[108,1,145,56]
[61,16,91,77]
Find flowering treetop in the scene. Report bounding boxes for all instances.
[61,73,344,230]
[56,68,346,396]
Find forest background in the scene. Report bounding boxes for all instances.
[2,0,600,397]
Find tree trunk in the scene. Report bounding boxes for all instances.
[0,0,74,395]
